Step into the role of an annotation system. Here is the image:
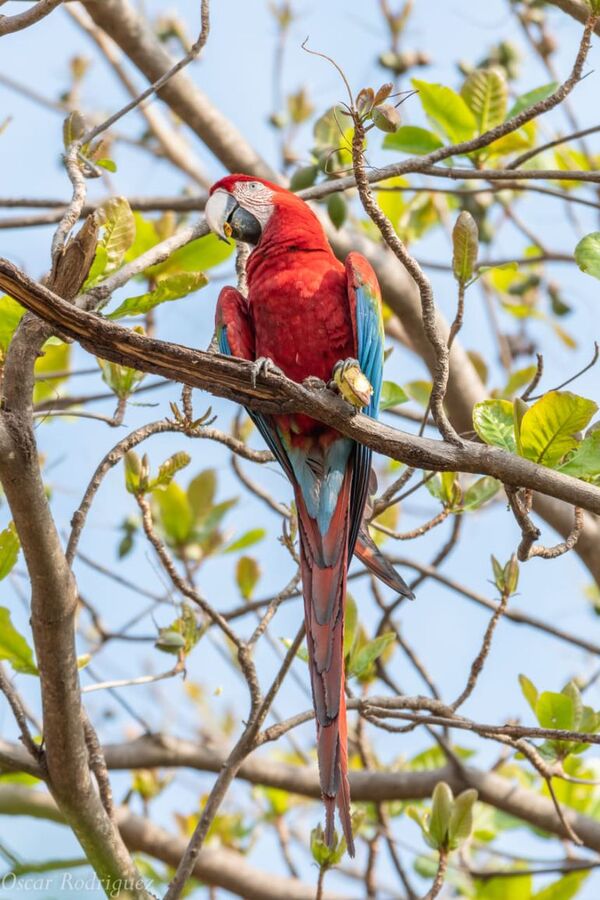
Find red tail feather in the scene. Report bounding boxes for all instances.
[295,473,356,857]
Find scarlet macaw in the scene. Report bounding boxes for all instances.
[205,175,413,855]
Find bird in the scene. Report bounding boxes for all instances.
[205,174,414,856]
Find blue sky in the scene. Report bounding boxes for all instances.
[1,1,600,897]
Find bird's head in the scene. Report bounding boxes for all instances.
[205,175,287,246]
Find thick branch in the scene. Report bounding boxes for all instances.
[1,259,600,518]
[0,785,342,900]
[82,0,279,180]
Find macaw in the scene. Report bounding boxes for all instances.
[205,175,414,855]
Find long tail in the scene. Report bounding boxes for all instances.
[294,473,356,857]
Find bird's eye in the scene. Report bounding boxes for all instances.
[248,182,258,190]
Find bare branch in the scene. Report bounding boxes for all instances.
[0,0,63,36]
[2,259,600,519]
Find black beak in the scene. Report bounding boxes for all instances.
[205,190,263,246]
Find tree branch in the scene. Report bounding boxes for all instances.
[0,0,63,36]
[1,258,600,519]
[0,785,343,900]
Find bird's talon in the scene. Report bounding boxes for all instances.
[251,356,283,388]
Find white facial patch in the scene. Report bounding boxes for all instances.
[233,181,275,229]
[205,189,233,239]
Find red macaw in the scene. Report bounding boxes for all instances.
[205,175,414,855]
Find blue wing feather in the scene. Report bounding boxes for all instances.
[345,253,385,556]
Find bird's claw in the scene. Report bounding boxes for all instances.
[251,356,283,388]
[330,358,373,409]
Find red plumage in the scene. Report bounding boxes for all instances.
[211,176,396,856]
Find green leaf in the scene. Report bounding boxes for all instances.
[575,232,600,281]
[62,110,85,148]
[501,365,538,399]
[461,68,507,133]
[475,873,533,900]
[224,529,266,553]
[562,681,583,730]
[380,381,409,410]
[532,872,589,900]
[84,245,108,287]
[558,430,600,479]
[429,782,453,849]
[124,451,143,495]
[519,674,538,715]
[508,82,558,118]
[447,788,477,849]
[149,233,234,279]
[536,692,575,731]
[97,158,117,173]
[236,556,260,600]
[290,164,319,191]
[343,593,358,659]
[33,340,71,404]
[310,824,346,867]
[108,271,208,319]
[0,522,20,580]
[472,399,516,452]
[383,125,444,154]
[153,483,194,544]
[98,358,144,399]
[151,452,192,490]
[411,79,477,143]
[327,192,347,230]
[0,295,25,361]
[404,380,432,408]
[462,476,501,512]
[0,607,38,675]
[187,470,217,524]
[125,213,161,262]
[349,632,395,679]
[99,197,136,274]
[519,391,598,467]
[452,211,479,283]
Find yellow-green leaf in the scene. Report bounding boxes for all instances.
[429,782,453,849]
[188,470,217,524]
[411,79,477,144]
[558,430,600,480]
[575,232,600,281]
[148,233,234,279]
[0,522,20,580]
[472,399,516,452]
[108,271,208,319]
[33,341,71,405]
[380,381,409,410]
[383,126,444,155]
[0,607,38,675]
[461,68,507,133]
[519,391,598,467]
[224,529,266,554]
[519,674,538,715]
[101,197,136,271]
[0,295,25,362]
[236,556,260,600]
[153,483,194,544]
[508,82,557,118]
[452,211,479,283]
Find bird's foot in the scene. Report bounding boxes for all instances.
[251,356,283,388]
[302,375,327,391]
[330,358,373,409]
